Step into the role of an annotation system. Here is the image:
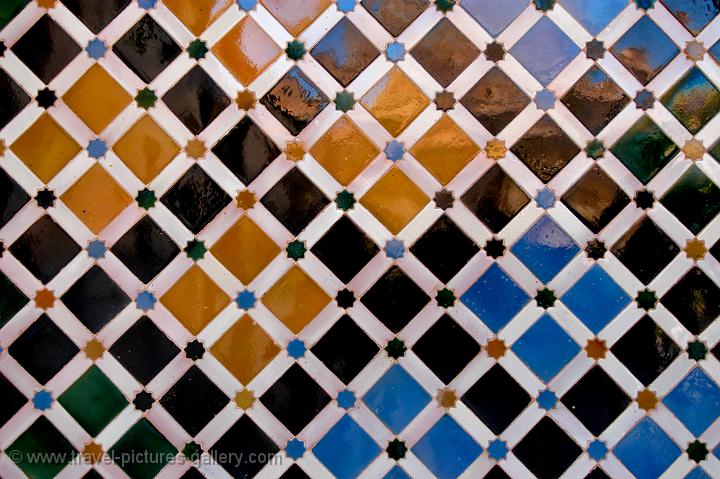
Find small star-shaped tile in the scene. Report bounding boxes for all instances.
[433,189,454,210]
[185,139,206,159]
[436,288,456,308]
[286,438,306,460]
[84,338,105,360]
[682,138,705,161]
[687,340,707,361]
[34,289,55,310]
[585,338,607,360]
[235,389,255,409]
[585,239,606,260]
[635,288,657,311]
[337,389,357,409]
[537,389,558,410]
[336,0,356,12]
[587,440,608,461]
[136,188,156,209]
[386,42,405,62]
[236,89,257,110]
[136,291,157,311]
[484,238,506,259]
[285,40,306,60]
[485,338,507,359]
[236,289,256,310]
[138,0,158,9]
[636,388,658,411]
[135,87,157,109]
[37,0,57,8]
[634,189,655,209]
[82,442,104,464]
[535,187,556,209]
[36,88,57,109]
[87,239,107,259]
[487,439,508,460]
[684,40,705,61]
[535,288,556,309]
[585,39,605,60]
[485,139,506,160]
[684,238,707,261]
[634,89,655,110]
[635,0,656,10]
[288,338,306,358]
[534,89,556,111]
[285,141,305,162]
[187,39,208,59]
[384,140,404,161]
[86,38,107,59]
[534,0,556,11]
[335,190,356,210]
[435,0,456,12]
[87,138,108,159]
[386,439,407,461]
[437,387,457,408]
[133,390,154,411]
[585,139,605,159]
[237,0,257,10]
[687,440,708,463]
[32,390,53,410]
[434,91,455,111]
[385,338,407,359]
[183,441,202,461]
[336,288,356,308]
[484,41,506,62]
[334,91,355,112]
[384,239,405,259]
[286,239,307,260]
[236,189,256,210]
[35,188,56,208]
[185,339,205,360]
[184,239,207,260]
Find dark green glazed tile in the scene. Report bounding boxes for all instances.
[6,416,76,479]
[661,165,720,234]
[0,0,28,30]
[661,66,720,134]
[109,418,177,479]
[610,116,678,184]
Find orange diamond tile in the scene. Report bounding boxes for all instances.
[113,115,180,184]
[163,0,234,36]
[213,16,281,86]
[262,266,330,333]
[361,168,428,234]
[260,0,332,36]
[63,65,131,134]
[211,216,280,284]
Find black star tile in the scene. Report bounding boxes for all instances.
[160,365,229,436]
[133,390,154,411]
[210,415,279,478]
[35,87,56,109]
[611,315,680,386]
[561,366,630,436]
[611,217,679,284]
[0,68,30,129]
[113,15,182,83]
[461,164,530,233]
[311,314,379,384]
[62,0,131,33]
[9,314,79,384]
[562,164,630,233]
[311,17,379,87]
[260,364,331,434]
[109,316,180,384]
[413,314,480,383]
[260,66,329,135]
[211,116,280,185]
[163,65,231,134]
[361,265,429,333]
[410,215,479,283]
[0,371,27,426]
[461,67,530,136]
[661,267,720,335]
[511,115,580,183]
[261,168,329,235]
[461,364,530,434]
[311,216,379,283]
[10,215,81,284]
[513,417,581,479]
[111,216,180,283]
[35,188,56,209]
[11,15,81,83]
[161,164,231,234]
[61,265,131,333]
[661,165,720,235]
[0,166,30,228]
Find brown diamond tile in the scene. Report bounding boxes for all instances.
[411,18,480,87]
[361,66,429,136]
[211,216,280,284]
[63,65,131,134]
[211,315,280,384]
[361,168,428,234]
[511,115,580,183]
[262,266,330,333]
[113,115,180,184]
[260,0,332,36]
[562,164,630,233]
[163,0,234,36]
[311,17,379,87]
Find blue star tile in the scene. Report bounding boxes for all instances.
[287,339,306,359]
[384,140,405,161]
[534,89,556,111]
[32,390,52,410]
[510,17,579,86]
[314,415,381,479]
[535,188,556,209]
[138,0,158,8]
[614,417,680,479]
[663,368,720,436]
[86,38,107,59]
[386,42,405,62]
[513,314,579,382]
[487,439,508,460]
[412,415,482,479]
[87,239,106,259]
[337,0,356,12]
[537,388,558,410]
[136,291,157,311]
[285,438,305,459]
[235,289,256,310]
[511,215,579,283]
[561,0,627,35]
[363,364,430,433]
[385,466,411,479]
[587,439,608,461]
[87,138,108,159]
[462,0,528,37]
[384,239,405,259]
[461,264,530,332]
[561,265,630,333]
[237,0,257,9]
[337,389,357,409]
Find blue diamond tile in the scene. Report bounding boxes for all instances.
[685,467,712,479]
[513,314,579,382]
[461,264,530,332]
[363,364,431,433]
[661,0,719,35]
[462,0,529,37]
[511,215,579,283]
[412,415,482,479]
[562,265,630,333]
[561,0,627,35]
[610,16,679,85]
[663,368,720,436]
[510,17,580,86]
[385,466,411,479]
[314,415,380,479]
[710,40,720,63]
[614,417,680,479]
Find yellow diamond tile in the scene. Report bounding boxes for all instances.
[213,16,281,86]
[211,216,281,284]
[113,115,180,184]
[163,0,234,36]
[410,114,479,184]
[260,0,332,36]
[361,66,429,137]
[11,113,81,183]
[361,168,428,234]
[262,266,330,333]
[211,314,280,384]
[310,115,379,186]
[63,65,131,134]
[161,265,230,335]
[61,163,132,233]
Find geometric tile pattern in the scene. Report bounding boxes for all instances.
[0,1,719,479]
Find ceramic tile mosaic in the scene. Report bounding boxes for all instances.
[0,0,720,478]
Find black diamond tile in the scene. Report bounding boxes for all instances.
[461,164,530,233]
[611,217,679,284]
[410,215,479,283]
[62,0,131,33]
[113,15,182,83]
[311,216,379,283]
[311,17,379,87]
[10,215,81,284]
[179,468,205,479]
[561,366,630,436]
[661,165,720,234]
[611,315,680,386]
[561,65,630,135]
[511,115,580,183]
[260,66,329,135]
[160,365,228,436]
[361,0,429,36]
[210,415,279,478]
[513,417,581,479]
[0,68,30,129]
[11,15,81,83]
[460,66,530,136]
[413,314,480,383]
[562,164,630,233]
[311,314,379,384]
[61,265,131,333]
[485,466,511,479]
[111,216,179,283]
[281,464,311,479]
[260,364,330,434]
[0,271,28,328]
[586,468,611,479]
[161,164,231,234]
[9,314,79,384]
[661,267,720,335]
[109,316,180,384]
[361,265,429,333]
[211,116,280,185]
[0,166,30,228]
[461,364,530,434]
[163,65,231,135]
[0,371,26,426]
[260,168,328,235]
